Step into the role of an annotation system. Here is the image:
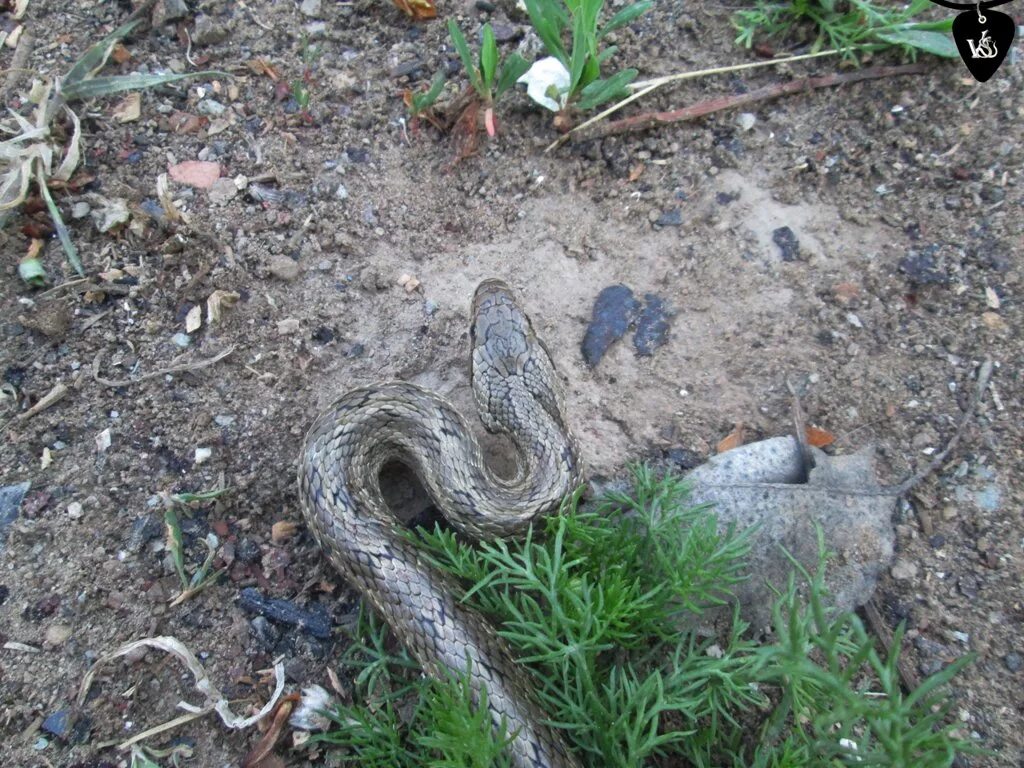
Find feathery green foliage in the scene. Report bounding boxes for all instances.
[732,0,957,61]
[311,466,975,767]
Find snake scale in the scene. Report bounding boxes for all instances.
[298,279,584,768]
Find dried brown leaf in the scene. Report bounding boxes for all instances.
[112,92,142,123]
[805,425,836,448]
[716,422,746,453]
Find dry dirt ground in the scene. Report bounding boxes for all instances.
[1,1,1022,766]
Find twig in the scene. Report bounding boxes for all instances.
[862,597,920,693]
[2,29,33,100]
[116,710,209,751]
[36,278,91,298]
[567,62,928,144]
[547,48,845,153]
[786,376,813,481]
[891,359,993,496]
[93,345,236,387]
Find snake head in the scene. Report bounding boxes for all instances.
[470,279,566,434]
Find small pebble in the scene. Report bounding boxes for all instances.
[197,99,226,117]
[299,0,322,17]
[277,318,301,335]
[773,226,800,262]
[171,332,191,348]
[269,255,300,281]
[335,184,349,200]
[44,623,73,647]
[192,14,229,46]
[890,559,918,580]
[42,710,72,739]
[737,112,756,131]
[1004,652,1022,672]
[305,21,328,38]
[654,208,682,227]
[208,177,237,205]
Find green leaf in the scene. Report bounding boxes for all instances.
[596,44,618,66]
[495,53,531,99]
[480,24,498,93]
[61,71,227,102]
[875,29,958,58]
[448,19,483,97]
[568,11,590,93]
[63,19,141,87]
[600,0,652,38]
[576,67,637,110]
[18,255,47,287]
[411,69,447,114]
[523,0,568,63]
[36,165,83,276]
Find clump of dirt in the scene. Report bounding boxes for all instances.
[1,1,1021,766]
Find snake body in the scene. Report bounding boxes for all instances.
[298,280,583,768]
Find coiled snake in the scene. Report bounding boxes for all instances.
[298,279,584,768]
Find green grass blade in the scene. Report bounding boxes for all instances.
[576,68,637,110]
[523,0,568,63]
[875,29,958,58]
[600,0,652,38]
[480,24,498,93]
[61,71,227,102]
[496,53,530,98]
[35,163,83,276]
[63,19,141,86]
[411,69,447,114]
[447,19,483,97]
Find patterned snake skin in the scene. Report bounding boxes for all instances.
[297,279,584,768]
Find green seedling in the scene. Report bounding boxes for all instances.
[0,19,223,278]
[733,0,957,61]
[160,487,231,607]
[404,68,447,129]
[448,20,530,137]
[289,34,323,124]
[521,0,652,121]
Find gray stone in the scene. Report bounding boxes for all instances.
[654,208,682,227]
[153,0,189,25]
[0,481,30,549]
[305,21,328,38]
[684,438,897,629]
[299,0,322,17]
[197,99,226,117]
[42,710,72,739]
[208,177,237,205]
[268,254,300,281]
[192,14,229,46]
[1005,652,1022,673]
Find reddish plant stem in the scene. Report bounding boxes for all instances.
[572,62,929,142]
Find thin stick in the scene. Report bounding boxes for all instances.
[862,597,921,693]
[2,30,34,100]
[116,709,209,751]
[567,62,927,143]
[892,359,993,496]
[93,346,236,388]
[546,48,847,152]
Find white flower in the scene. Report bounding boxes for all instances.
[516,57,571,112]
